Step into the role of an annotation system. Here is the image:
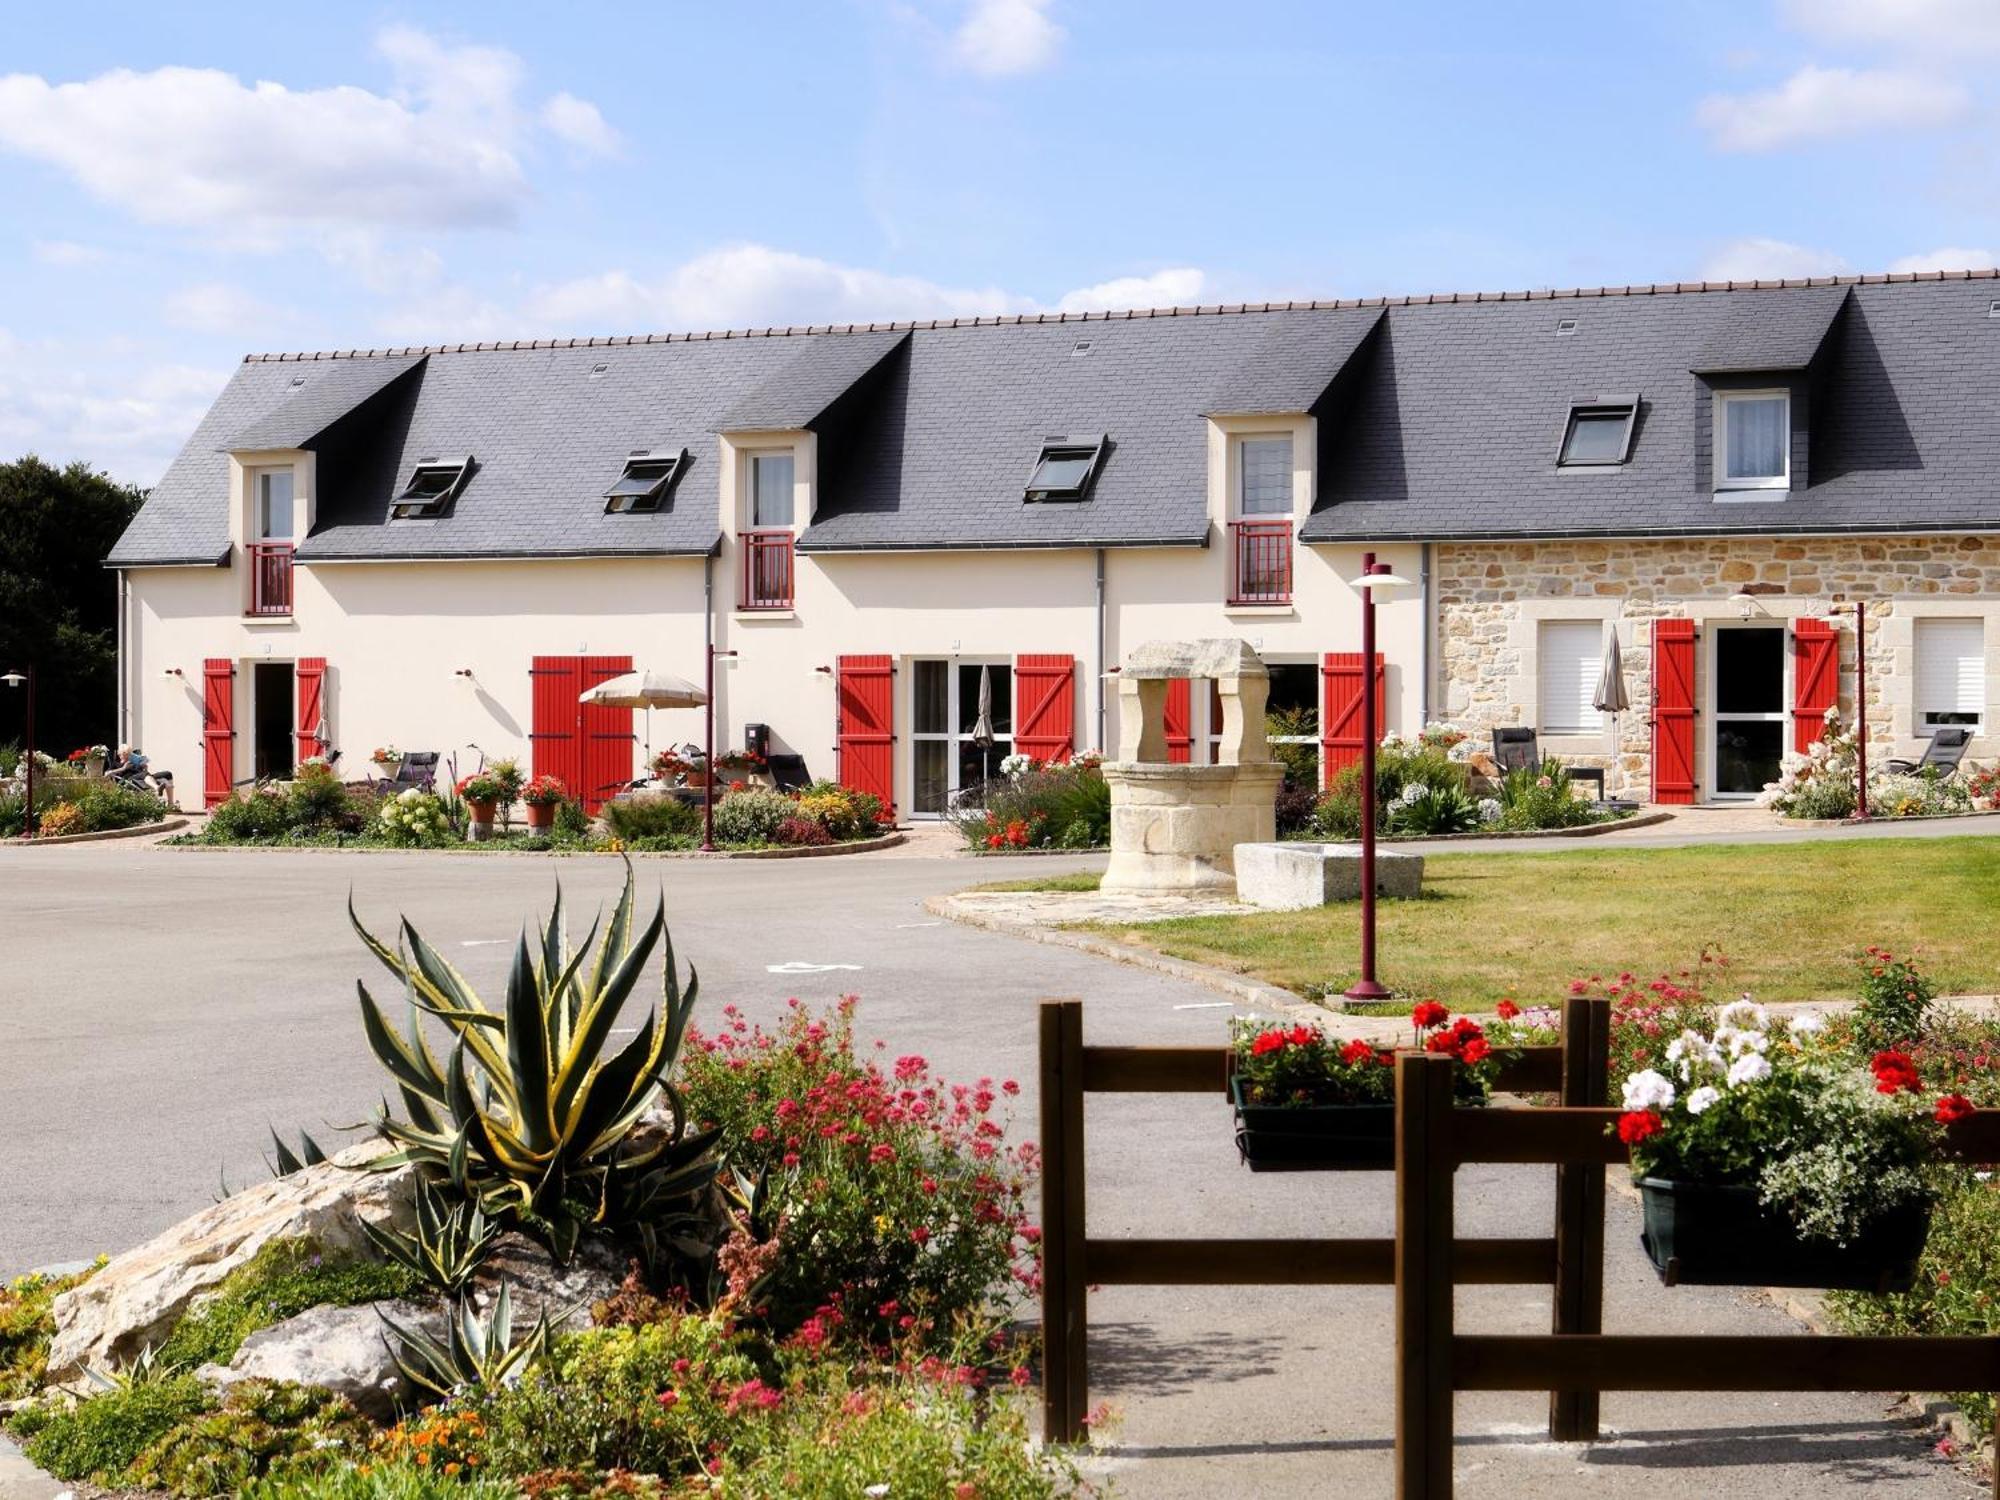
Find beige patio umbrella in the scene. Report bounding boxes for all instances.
[579,669,708,767]
[1593,629,1631,795]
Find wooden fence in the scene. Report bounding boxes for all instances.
[1392,1050,2000,1500]
[1037,996,1610,1444]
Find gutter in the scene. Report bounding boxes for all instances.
[1094,548,1107,752]
[1300,520,2000,545]
[796,535,1208,556]
[1418,542,1432,728]
[116,569,127,746]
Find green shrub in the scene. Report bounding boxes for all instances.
[60,777,166,832]
[126,1379,370,1498]
[553,796,592,839]
[792,782,881,839]
[710,788,794,846]
[681,998,1035,1350]
[1308,786,1364,840]
[1853,945,1938,1054]
[600,794,700,843]
[20,1375,211,1483]
[241,1462,521,1499]
[1496,759,1598,831]
[0,1260,103,1399]
[204,788,293,842]
[1784,768,1858,820]
[1265,704,1321,791]
[285,763,352,830]
[954,759,1109,849]
[158,1239,422,1369]
[1388,781,1480,836]
[1871,767,1975,818]
[376,788,452,846]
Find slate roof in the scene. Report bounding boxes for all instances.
[107,269,2000,568]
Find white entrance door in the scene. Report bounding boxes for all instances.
[1708,624,1788,799]
[911,659,1013,817]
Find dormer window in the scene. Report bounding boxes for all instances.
[1715,391,1789,494]
[1557,396,1638,468]
[390,457,471,519]
[1024,434,1106,502]
[603,448,688,514]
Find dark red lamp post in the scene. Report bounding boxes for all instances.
[1341,554,1413,1003]
[2,666,36,837]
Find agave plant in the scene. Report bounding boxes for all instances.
[379,1284,555,1403]
[362,1175,501,1293]
[266,1127,329,1178]
[84,1342,179,1392]
[350,864,719,1261]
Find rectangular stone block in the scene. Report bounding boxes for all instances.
[1234,842,1425,910]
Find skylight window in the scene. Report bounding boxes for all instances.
[1024,433,1107,502]
[603,448,688,513]
[1556,397,1638,468]
[390,457,472,519]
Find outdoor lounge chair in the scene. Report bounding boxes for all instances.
[1882,726,1973,778]
[767,753,812,794]
[392,751,439,789]
[1491,727,1541,776]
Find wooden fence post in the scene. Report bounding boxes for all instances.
[1039,1000,1088,1443]
[1396,1052,1456,1500]
[1549,996,1610,1441]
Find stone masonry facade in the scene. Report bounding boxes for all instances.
[1434,533,1999,800]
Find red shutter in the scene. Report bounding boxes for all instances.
[202,658,235,808]
[1651,618,1697,805]
[531,656,582,805]
[1320,652,1385,786]
[295,658,327,761]
[1791,618,1838,754]
[580,655,635,814]
[1014,654,1076,763]
[1164,679,1193,764]
[837,655,895,813]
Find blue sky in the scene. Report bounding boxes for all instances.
[6,0,2000,484]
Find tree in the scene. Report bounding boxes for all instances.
[0,456,145,758]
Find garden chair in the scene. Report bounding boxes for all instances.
[392,751,440,790]
[1882,726,1973,779]
[1491,727,1541,776]
[767,753,812,794]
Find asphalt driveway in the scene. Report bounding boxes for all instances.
[0,839,1974,1496]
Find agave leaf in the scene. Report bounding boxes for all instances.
[358,981,447,1103]
[539,879,565,998]
[553,899,665,1127]
[588,864,638,1004]
[268,1130,304,1178]
[564,1007,664,1152]
[403,924,514,1090]
[503,934,557,1153]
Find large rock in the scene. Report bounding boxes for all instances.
[195,1231,622,1419]
[48,1142,417,1382]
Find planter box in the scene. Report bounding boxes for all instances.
[1637,1177,1931,1292]
[1230,1076,1395,1172]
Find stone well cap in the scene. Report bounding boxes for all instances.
[1122,638,1268,678]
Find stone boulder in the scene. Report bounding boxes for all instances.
[48,1141,417,1382]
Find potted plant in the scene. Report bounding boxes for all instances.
[370,745,403,778]
[456,769,506,839]
[1618,1000,1947,1291]
[521,773,567,830]
[1229,1003,1501,1170]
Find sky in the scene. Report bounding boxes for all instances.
[4,0,2000,486]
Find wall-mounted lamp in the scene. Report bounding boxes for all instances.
[1728,591,1762,619]
[163,667,184,679]
[812,664,832,676]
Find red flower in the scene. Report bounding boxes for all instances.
[1935,1093,1977,1125]
[1249,1029,1288,1058]
[1495,999,1521,1020]
[1286,1024,1316,1048]
[1871,1051,1921,1095]
[1340,1038,1375,1067]
[1460,1036,1492,1064]
[1617,1110,1664,1145]
[1411,1001,1449,1031]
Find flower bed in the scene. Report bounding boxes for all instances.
[2,774,165,839]
[953,755,1109,850]
[1764,708,1994,820]
[1299,738,1624,841]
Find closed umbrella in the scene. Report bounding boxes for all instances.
[1594,630,1631,795]
[971,665,996,782]
[579,669,709,770]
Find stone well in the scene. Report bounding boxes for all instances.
[1100,639,1284,894]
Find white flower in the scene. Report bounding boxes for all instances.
[1622,1069,1676,1111]
[1717,997,1768,1032]
[1477,797,1502,823]
[1664,1029,1721,1080]
[1789,1012,1826,1035]
[864,1488,890,1498]
[1727,1052,1772,1087]
[1685,1085,1722,1116]
[1400,782,1429,805]
[1714,1027,1769,1059]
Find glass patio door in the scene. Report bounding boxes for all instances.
[1711,625,1786,798]
[911,659,1013,816]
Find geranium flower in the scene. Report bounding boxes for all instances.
[1621,1069,1676,1111]
[1618,1110,1663,1145]
[1340,1038,1376,1067]
[1411,1001,1448,1031]
[1871,1051,1921,1095]
[1726,1053,1772,1088]
[1716,997,1769,1032]
[1685,1085,1721,1115]
[1935,1093,1976,1125]
[1495,999,1521,1020]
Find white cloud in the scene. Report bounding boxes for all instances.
[541,92,621,156]
[1889,244,2000,272]
[0,28,615,233]
[162,282,287,335]
[1783,0,2000,54]
[1697,65,1968,151]
[32,239,109,266]
[952,0,1064,76]
[1056,267,1205,312]
[1702,237,1852,281]
[0,335,228,484]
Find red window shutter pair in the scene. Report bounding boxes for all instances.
[1320,652,1385,787]
[530,655,634,814]
[1014,654,1077,764]
[836,655,896,813]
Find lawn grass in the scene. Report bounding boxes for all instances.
[1079,836,2000,1006]
[971,870,1105,894]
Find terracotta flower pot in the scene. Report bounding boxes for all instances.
[466,798,498,824]
[525,801,555,830]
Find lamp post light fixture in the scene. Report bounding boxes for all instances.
[1340,554,1414,1003]
[1,666,36,837]
[1828,600,1871,822]
[702,645,740,852]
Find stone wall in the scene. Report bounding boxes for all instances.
[1434,533,1999,799]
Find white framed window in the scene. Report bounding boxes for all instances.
[1236,434,1294,516]
[749,451,796,528]
[1916,618,1986,733]
[1713,390,1790,494]
[1538,620,1603,735]
[253,467,294,540]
